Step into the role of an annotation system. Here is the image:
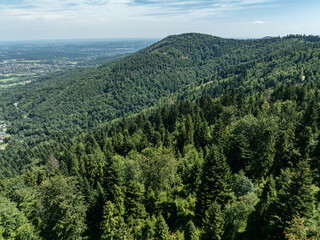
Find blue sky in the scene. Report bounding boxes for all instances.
[0,0,319,40]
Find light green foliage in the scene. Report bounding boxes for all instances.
[284,216,320,240]
[128,147,178,191]
[223,193,258,239]
[101,201,130,240]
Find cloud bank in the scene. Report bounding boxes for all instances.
[0,0,275,21]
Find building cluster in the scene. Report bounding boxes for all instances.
[0,61,66,75]
[0,121,7,150]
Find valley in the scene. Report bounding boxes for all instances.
[0,39,156,86]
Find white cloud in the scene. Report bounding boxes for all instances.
[0,0,276,40]
[0,0,276,21]
[251,20,265,24]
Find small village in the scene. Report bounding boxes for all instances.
[0,120,8,150]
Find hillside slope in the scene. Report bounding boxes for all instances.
[2,34,320,240]
[2,33,320,138]
[2,67,320,239]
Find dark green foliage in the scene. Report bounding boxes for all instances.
[36,176,87,240]
[245,176,277,240]
[1,34,320,240]
[201,202,224,240]
[154,215,170,240]
[124,180,147,222]
[273,160,316,238]
[233,175,254,198]
[196,146,231,219]
[185,220,199,240]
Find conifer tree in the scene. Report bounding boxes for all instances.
[86,182,105,239]
[245,175,277,240]
[124,180,147,222]
[154,215,170,240]
[101,201,129,240]
[37,176,87,240]
[184,220,199,240]
[194,119,210,149]
[274,160,315,237]
[201,202,224,240]
[185,114,194,145]
[196,146,231,219]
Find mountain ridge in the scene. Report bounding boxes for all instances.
[1,33,320,139]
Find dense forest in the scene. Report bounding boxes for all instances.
[1,33,320,139]
[1,33,320,239]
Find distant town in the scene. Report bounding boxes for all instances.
[0,39,156,87]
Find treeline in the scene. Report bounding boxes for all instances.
[2,78,320,239]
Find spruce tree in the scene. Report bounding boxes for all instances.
[245,176,278,240]
[154,215,170,240]
[196,146,231,219]
[101,201,129,240]
[124,180,147,223]
[185,220,199,240]
[201,202,224,240]
[275,160,315,237]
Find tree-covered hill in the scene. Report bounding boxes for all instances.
[2,33,320,240]
[2,33,320,138]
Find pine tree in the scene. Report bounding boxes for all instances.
[103,155,122,202]
[194,119,210,149]
[177,119,187,153]
[196,146,231,219]
[86,182,105,239]
[185,114,194,145]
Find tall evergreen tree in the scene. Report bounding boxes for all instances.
[201,202,224,240]
[184,220,199,240]
[274,160,315,238]
[154,215,170,240]
[124,180,147,223]
[245,175,278,240]
[100,201,129,240]
[37,176,87,240]
[196,146,231,219]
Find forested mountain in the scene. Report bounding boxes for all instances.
[2,33,320,138]
[1,33,320,240]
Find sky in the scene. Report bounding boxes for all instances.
[0,0,319,41]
